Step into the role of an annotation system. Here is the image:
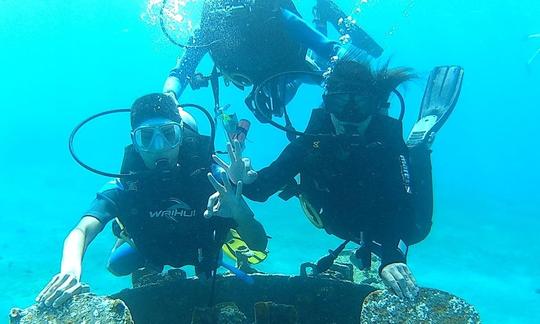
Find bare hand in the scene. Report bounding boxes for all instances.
[205,171,251,222]
[380,263,418,300]
[36,273,89,307]
[213,140,257,185]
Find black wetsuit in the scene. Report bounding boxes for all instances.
[84,140,227,274]
[243,109,415,269]
[85,167,219,270]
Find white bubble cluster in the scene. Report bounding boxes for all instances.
[142,0,203,44]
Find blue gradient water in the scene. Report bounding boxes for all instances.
[1,1,539,322]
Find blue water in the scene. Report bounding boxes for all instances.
[1,0,539,322]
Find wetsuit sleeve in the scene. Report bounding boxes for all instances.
[374,121,415,272]
[163,29,209,98]
[243,139,309,202]
[83,179,124,225]
[279,8,337,60]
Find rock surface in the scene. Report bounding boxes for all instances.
[10,252,481,323]
[9,294,133,324]
[113,273,375,323]
[336,250,386,290]
[361,288,481,324]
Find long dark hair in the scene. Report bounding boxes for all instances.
[325,58,416,106]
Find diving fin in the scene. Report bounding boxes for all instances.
[407,66,464,147]
[313,0,383,58]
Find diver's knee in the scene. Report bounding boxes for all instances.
[107,259,133,277]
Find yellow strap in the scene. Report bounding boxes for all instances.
[222,229,268,265]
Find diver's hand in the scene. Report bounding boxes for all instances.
[36,273,89,307]
[380,263,418,300]
[213,140,258,185]
[164,90,179,105]
[205,171,253,222]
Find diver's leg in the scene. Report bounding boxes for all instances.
[405,66,464,244]
[407,144,434,244]
[280,8,338,60]
[107,243,145,277]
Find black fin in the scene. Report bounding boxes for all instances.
[407,66,464,147]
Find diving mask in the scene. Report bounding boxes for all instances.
[323,91,377,123]
[132,122,183,152]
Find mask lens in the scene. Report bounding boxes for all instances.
[324,93,352,111]
[133,123,182,151]
[324,92,373,122]
[160,123,182,146]
[134,127,156,150]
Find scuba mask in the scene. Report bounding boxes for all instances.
[323,91,379,123]
[131,118,184,170]
[132,121,183,152]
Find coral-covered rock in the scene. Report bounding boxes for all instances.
[9,294,133,324]
[361,288,481,324]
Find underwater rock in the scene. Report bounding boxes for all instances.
[336,249,386,289]
[192,303,248,324]
[10,273,480,324]
[112,273,375,323]
[254,302,298,324]
[132,267,187,288]
[11,251,480,323]
[9,293,133,324]
[361,288,481,324]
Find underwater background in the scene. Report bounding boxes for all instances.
[1,0,539,322]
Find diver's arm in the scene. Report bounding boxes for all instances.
[36,216,104,307]
[36,184,121,307]
[230,199,268,251]
[375,123,418,299]
[243,139,308,202]
[60,216,104,279]
[205,172,268,251]
[163,29,209,99]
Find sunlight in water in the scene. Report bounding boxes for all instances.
[142,0,202,43]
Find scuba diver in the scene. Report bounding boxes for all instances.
[162,0,382,126]
[36,93,268,307]
[214,60,464,299]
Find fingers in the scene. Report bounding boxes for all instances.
[205,192,220,219]
[37,274,60,302]
[235,181,243,201]
[220,171,233,193]
[44,274,78,307]
[381,263,418,300]
[212,154,229,171]
[381,270,404,299]
[52,282,82,308]
[40,274,69,305]
[233,139,243,160]
[207,172,225,194]
[390,268,409,299]
[227,142,237,163]
[401,264,417,286]
[398,265,418,298]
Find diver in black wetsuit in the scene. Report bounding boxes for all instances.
[162,0,381,123]
[36,94,268,308]
[216,60,420,299]
[214,59,464,299]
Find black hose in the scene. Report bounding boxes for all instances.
[69,104,216,178]
[252,70,408,137]
[68,109,133,178]
[252,70,325,137]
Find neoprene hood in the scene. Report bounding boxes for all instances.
[131,93,182,129]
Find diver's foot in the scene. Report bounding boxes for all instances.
[406,65,464,148]
[406,115,439,148]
